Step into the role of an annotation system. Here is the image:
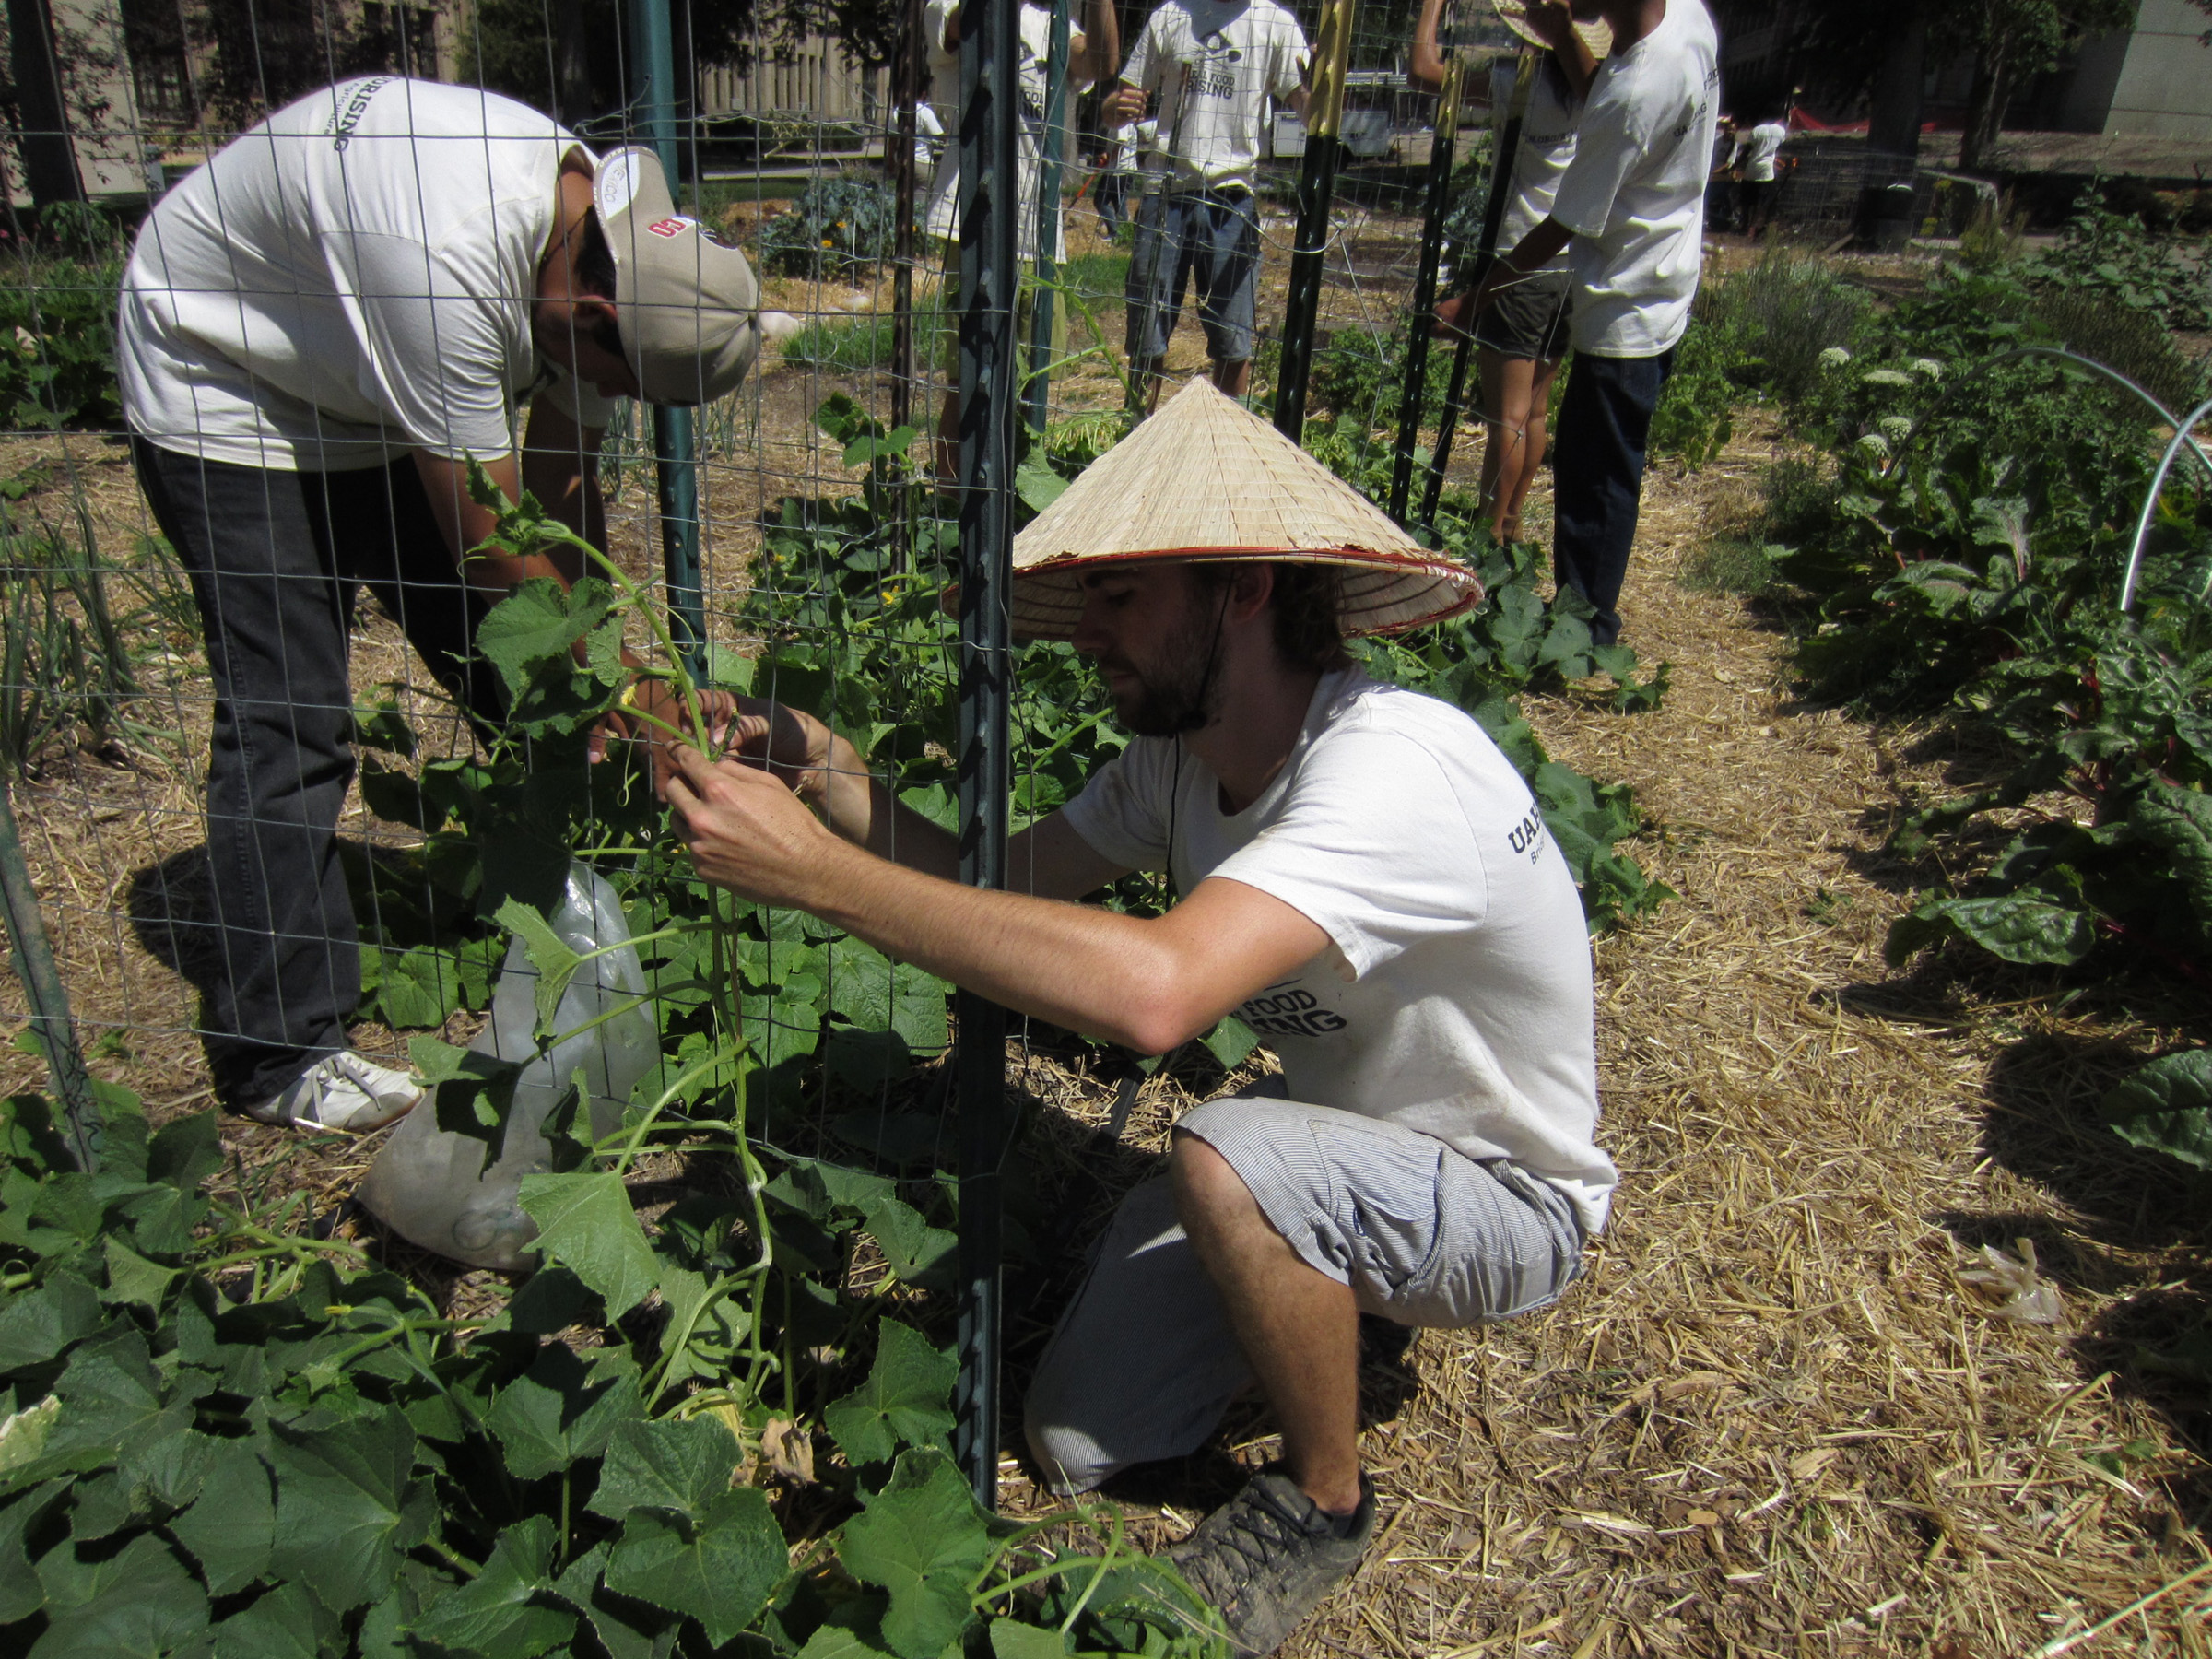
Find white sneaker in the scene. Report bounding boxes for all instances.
[247,1051,423,1132]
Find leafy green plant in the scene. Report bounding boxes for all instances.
[0,491,183,778]
[2022,199,2212,332]
[0,1075,1228,1656]
[0,255,124,430]
[758,175,900,280]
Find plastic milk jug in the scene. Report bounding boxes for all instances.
[358,863,658,1271]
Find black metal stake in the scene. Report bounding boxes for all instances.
[0,778,97,1172]
[1272,0,1354,443]
[1419,52,1536,528]
[1386,60,1462,524]
[890,0,924,444]
[954,0,1020,1514]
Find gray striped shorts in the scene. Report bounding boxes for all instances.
[1023,1090,1587,1495]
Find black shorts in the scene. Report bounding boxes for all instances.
[1474,267,1572,362]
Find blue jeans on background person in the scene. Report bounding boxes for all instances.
[131,439,504,1109]
[1551,348,1675,647]
[1124,189,1261,368]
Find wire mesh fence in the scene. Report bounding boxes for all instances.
[0,0,1625,1634]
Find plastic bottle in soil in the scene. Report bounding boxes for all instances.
[358,862,657,1271]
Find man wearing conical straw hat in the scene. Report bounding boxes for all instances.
[670,382,1615,1656]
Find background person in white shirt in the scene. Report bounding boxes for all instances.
[665,383,1608,1656]
[1735,113,1788,236]
[119,77,757,1131]
[1435,0,1718,645]
[923,0,1116,479]
[1103,0,1310,403]
[1410,0,1598,544]
[1707,112,1740,231]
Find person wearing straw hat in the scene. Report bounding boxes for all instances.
[668,380,1613,1657]
[117,76,759,1133]
[1433,0,1719,646]
[1102,0,1311,405]
[1410,0,1602,545]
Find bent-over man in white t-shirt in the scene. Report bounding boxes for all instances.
[119,76,759,1133]
[1435,0,1719,645]
[666,388,1611,1655]
[1735,115,1788,235]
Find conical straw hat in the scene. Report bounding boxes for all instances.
[1492,0,1611,60]
[1010,380,1482,640]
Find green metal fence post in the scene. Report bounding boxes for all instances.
[0,778,98,1171]
[629,0,706,664]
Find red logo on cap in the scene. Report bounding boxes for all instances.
[646,218,688,238]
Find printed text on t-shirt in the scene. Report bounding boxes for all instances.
[1239,984,1347,1039]
[1508,803,1547,863]
[326,78,394,150]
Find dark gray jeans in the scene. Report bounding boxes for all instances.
[1552,347,1676,648]
[131,439,503,1109]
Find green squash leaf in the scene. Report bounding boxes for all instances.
[407,1515,577,1657]
[588,1414,743,1523]
[836,1449,994,1659]
[487,1346,643,1480]
[171,1430,276,1596]
[825,1321,957,1465]
[265,1406,422,1612]
[604,1487,788,1645]
[31,1531,207,1656]
[518,1171,661,1320]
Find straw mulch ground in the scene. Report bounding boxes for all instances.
[1259,417,2211,1657]
[3,290,2209,1656]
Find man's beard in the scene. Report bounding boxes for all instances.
[1100,596,1225,737]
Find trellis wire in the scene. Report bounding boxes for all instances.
[0,0,1480,1509]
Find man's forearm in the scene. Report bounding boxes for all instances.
[1497,217,1573,280]
[791,839,1221,1052]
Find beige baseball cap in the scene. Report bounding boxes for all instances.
[593,145,761,406]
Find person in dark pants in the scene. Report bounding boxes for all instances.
[1434,0,1718,644]
[118,76,758,1131]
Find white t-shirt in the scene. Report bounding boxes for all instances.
[1061,669,1615,1232]
[914,101,946,174]
[1489,59,1579,276]
[1739,120,1785,182]
[119,76,618,471]
[1120,0,1307,195]
[1547,0,1719,358]
[923,1,1077,262]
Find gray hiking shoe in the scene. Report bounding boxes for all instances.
[1167,1468,1376,1656]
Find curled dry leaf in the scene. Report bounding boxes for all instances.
[1788,1446,1839,1482]
[1957,1237,2063,1324]
[759,1416,818,1486]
